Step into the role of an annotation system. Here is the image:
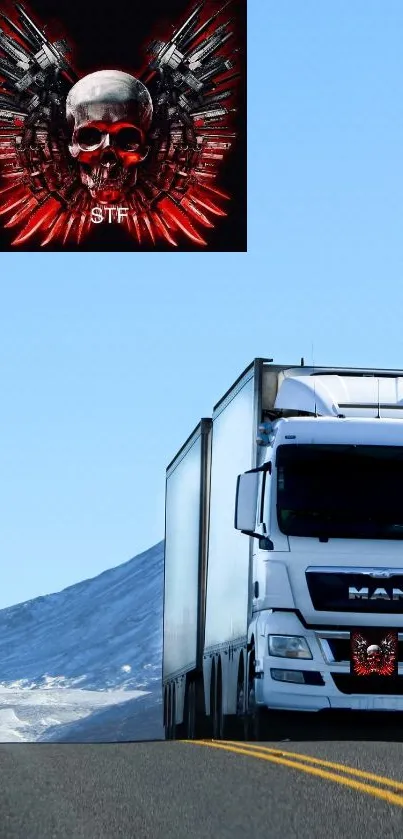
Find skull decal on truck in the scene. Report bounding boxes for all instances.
[66,70,153,204]
[351,631,397,676]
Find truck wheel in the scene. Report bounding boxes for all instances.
[213,667,238,740]
[233,677,248,741]
[246,649,274,741]
[246,676,273,741]
[216,678,246,741]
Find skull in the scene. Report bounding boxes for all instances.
[366,644,381,670]
[66,70,153,204]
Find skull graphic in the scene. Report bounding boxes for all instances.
[366,644,381,671]
[351,631,397,677]
[66,70,153,204]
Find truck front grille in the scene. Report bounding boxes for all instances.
[306,568,403,613]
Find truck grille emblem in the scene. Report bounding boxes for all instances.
[348,586,403,601]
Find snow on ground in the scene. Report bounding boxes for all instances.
[0,685,149,742]
[0,542,164,742]
[39,690,164,743]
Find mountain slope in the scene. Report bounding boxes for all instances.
[0,542,164,741]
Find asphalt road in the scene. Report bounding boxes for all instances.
[1,713,403,838]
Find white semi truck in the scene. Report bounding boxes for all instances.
[163,358,403,740]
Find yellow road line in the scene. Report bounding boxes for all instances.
[218,741,403,791]
[184,741,403,808]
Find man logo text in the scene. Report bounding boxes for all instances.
[348,587,403,601]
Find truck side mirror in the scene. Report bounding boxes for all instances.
[234,471,260,535]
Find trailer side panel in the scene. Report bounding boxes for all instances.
[163,420,212,682]
[204,369,256,651]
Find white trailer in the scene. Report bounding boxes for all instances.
[163,358,403,739]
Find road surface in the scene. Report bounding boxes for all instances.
[1,712,403,838]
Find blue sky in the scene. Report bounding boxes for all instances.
[1,1,402,608]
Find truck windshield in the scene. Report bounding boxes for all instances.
[276,444,403,540]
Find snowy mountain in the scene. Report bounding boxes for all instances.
[0,542,164,742]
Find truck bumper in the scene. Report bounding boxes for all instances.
[259,684,403,712]
[255,611,403,712]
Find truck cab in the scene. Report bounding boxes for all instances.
[237,371,403,716]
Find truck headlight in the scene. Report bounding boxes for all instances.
[268,635,312,659]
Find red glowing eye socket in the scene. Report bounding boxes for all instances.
[114,127,142,151]
[76,126,103,148]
